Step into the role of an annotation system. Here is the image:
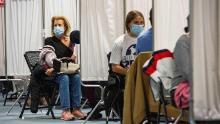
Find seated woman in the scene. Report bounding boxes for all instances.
[43,16,84,121]
[110,10,145,123]
[110,10,145,75]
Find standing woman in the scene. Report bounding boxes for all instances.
[110,10,145,75]
[44,16,84,121]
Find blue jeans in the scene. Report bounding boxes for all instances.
[55,73,81,110]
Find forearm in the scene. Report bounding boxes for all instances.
[112,64,128,75]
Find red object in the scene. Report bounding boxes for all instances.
[0,0,5,7]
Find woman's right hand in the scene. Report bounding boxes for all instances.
[70,54,77,63]
[45,68,54,76]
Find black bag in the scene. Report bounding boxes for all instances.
[30,63,55,113]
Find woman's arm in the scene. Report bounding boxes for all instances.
[174,35,192,82]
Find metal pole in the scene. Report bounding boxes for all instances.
[76,0,78,28]
[152,0,154,51]
[4,0,7,78]
[42,0,45,44]
[189,0,195,123]
[123,0,126,33]
[79,0,81,77]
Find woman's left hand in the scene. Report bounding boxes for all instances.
[45,68,54,76]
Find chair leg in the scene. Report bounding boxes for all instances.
[162,101,168,124]
[105,95,118,123]
[19,88,30,119]
[160,83,169,124]
[112,108,120,118]
[157,102,161,124]
[3,92,8,106]
[53,93,60,109]
[7,90,25,115]
[106,116,109,124]
[45,95,55,119]
[80,98,88,110]
[163,104,169,124]
[174,109,183,124]
[83,100,103,124]
[45,87,56,119]
[18,101,22,107]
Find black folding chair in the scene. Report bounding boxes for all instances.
[19,51,57,119]
[82,52,124,124]
[0,76,16,106]
[104,52,124,124]
[104,72,124,124]
[145,78,185,124]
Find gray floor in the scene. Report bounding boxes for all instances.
[0,95,120,124]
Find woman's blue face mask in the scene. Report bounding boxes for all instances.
[53,26,64,38]
[130,24,144,37]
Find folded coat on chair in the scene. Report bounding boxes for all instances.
[143,49,184,101]
[123,52,182,124]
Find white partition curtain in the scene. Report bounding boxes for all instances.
[154,0,189,51]
[44,0,78,38]
[0,7,5,75]
[126,0,152,29]
[6,0,42,75]
[192,0,220,120]
[80,0,124,81]
[1,0,78,76]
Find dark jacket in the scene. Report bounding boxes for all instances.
[30,63,55,113]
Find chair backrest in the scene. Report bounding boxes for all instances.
[24,51,41,73]
[107,52,113,73]
[0,76,14,93]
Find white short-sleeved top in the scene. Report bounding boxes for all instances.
[110,34,137,68]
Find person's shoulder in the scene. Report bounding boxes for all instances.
[176,34,190,48]
[45,37,54,45]
[114,34,126,44]
[138,27,152,38]
[177,34,190,42]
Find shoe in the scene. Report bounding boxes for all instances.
[61,111,75,121]
[72,109,85,119]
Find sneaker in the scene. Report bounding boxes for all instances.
[72,109,85,119]
[61,111,75,121]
